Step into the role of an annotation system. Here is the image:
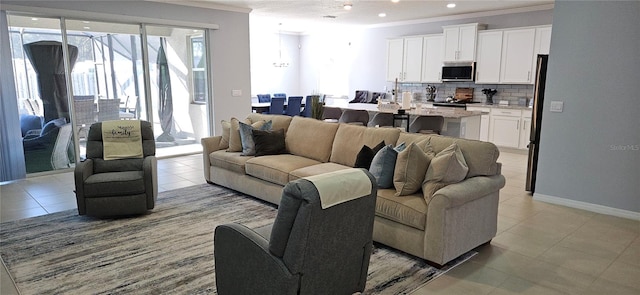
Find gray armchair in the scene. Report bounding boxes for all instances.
[214,169,377,295]
[74,120,157,217]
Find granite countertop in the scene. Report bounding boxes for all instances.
[423,102,532,110]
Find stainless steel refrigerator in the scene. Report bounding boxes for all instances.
[526,54,548,193]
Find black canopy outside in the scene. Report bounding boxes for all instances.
[23,41,78,123]
[156,38,174,142]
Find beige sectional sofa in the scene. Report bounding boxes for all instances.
[202,113,505,266]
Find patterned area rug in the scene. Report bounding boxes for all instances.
[0,184,475,295]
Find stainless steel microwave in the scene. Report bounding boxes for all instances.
[441,62,475,82]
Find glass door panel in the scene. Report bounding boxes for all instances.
[64,20,145,158]
[145,26,208,156]
[8,15,75,174]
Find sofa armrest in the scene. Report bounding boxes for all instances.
[214,223,298,295]
[201,136,224,182]
[430,175,505,209]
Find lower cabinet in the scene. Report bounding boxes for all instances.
[490,115,521,148]
[519,113,532,149]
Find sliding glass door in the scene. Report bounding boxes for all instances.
[145,26,208,156]
[7,14,210,175]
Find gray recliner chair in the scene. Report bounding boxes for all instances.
[74,120,157,217]
[214,168,377,295]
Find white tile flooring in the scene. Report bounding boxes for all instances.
[1,151,639,294]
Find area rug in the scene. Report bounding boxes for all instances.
[0,184,475,295]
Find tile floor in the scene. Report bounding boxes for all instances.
[1,151,638,294]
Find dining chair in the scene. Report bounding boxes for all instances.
[268,97,286,115]
[284,96,303,116]
[301,95,314,117]
[257,94,271,103]
[322,106,343,121]
[273,93,286,100]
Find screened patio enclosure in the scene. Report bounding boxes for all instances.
[9,15,209,174]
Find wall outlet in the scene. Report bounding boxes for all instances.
[550,101,564,112]
[232,89,242,97]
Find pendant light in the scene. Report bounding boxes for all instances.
[273,23,289,67]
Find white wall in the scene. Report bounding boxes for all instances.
[535,1,640,215]
[299,8,554,99]
[1,0,252,136]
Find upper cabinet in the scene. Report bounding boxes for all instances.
[421,35,443,83]
[534,25,552,55]
[386,39,404,82]
[475,30,503,84]
[500,28,536,84]
[442,23,485,62]
[386,37,423,82]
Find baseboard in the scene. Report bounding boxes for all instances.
[533,193,640,221]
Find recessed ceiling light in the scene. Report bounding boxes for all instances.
[343,3,353,10]
[391,0,400,3]
[378,12,387,17]
[83,26,91,30]
[31,18,39,21]
[447,3,456,8]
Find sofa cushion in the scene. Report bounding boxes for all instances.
[253,129,287,156]
[84,171,145,198]
[330,124,400,167]
[369,143,406,189]
[239,120,272,156]
[397,133,500,177]
[354,141,385,169]
[209,150,252,175]
[285,116,339,162]
[245,154,322,186]
[289,162,351,181]
[246,113,292,134]
[227,117,246,152]
[422,143,469,203]
[219,120,231,149]
[393,140,435,196]
[375,189,427,231]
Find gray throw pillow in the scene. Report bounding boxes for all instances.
[369,143,406,188]
[239,120,273,156]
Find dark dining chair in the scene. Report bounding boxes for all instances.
[273,93,286,100]
[257,94,271,103]
[301,95,314,117]
[285,96,303,116]
[409,115,445,134]
[268,97,286,115]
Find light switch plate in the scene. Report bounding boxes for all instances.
[232,90,242,97]
[550,101,564,112]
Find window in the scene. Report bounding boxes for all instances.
[190,35,207,104]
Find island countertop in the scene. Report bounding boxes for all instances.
[340,103,483,119]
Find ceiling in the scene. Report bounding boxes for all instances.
[152,0,554,32]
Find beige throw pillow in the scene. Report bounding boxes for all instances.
[422,143,469,203]
[219,120,231,150]
[393,139,434,196]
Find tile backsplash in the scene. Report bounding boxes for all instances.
[388,82,533,105]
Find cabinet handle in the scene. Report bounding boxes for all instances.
[476,72,479,80]
[527,71,531,81]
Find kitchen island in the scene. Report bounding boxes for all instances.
[334,103,482,140]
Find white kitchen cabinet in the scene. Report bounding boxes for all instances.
[490,109,522,148]
[402,37,423,82]
[467,106,491,142]
[500,28,536,84]
[442,23,483,62]
[475,30,503,84]
[534,26,552,55]
[519,110,532,149]
[421,34,443,83]
[386,38,404,82]
[386,37,423,82]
